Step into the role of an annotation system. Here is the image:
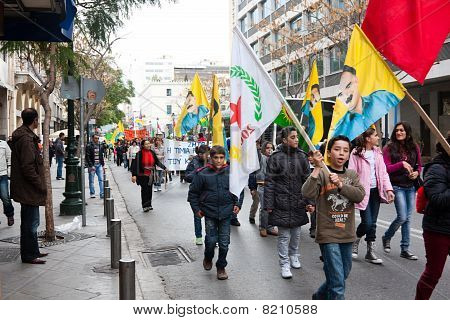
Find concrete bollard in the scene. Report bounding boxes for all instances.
[105,198,114,237]
[110,219,122,269]
[103,187,111,217]
[119,259,136,300]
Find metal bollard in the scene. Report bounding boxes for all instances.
[103,187,111,217]
[110,219,122,269]
[119,259,136,300]
[105,198,114,237]
[104,179,109,188]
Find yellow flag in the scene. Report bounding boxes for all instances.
[302,60,323,146]
[210,75,225,146]
[118,120,124,133]
[174,73,210,137]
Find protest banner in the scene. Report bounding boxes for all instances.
[163,139,208,171]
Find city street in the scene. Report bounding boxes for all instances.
[109,162,450,300]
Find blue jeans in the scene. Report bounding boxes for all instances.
[384,186,415,251]
[356,188,381,242]
[314,243,353,300]
[89,164,104,197]
[20,204,41,262]
[193,211,202,238]
[0,175,14,217]
[204,216,231,268]
[154,170,163,187]
[56,156,64,178]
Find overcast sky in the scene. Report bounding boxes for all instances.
[113,0,231,93]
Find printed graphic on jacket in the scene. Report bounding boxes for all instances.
[320,177,353,229]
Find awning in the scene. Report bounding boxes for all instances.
[0,0,77,42]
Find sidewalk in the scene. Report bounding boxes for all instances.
[0,161,167,300]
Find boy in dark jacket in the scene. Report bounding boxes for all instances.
[188,146,244,280]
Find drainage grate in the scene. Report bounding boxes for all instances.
[0,247,20,263]
[0,231,95,248]
[142,246,192,267]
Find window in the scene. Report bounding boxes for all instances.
[316,52,324,76]
[275,68,286,88]
[290,15,303,33]
[261,34,270,55]
[248,9,255,27]
[329,42,347,73]
[329,0,345,9]
[260,1,267,19]
[273,0,286,10]
[166,105,172,115]
[166,89,172,96]
[240,18,246,32]
[251,41,260,56]
[290,63,303,84]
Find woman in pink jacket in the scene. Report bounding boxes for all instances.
[349,127,395,264]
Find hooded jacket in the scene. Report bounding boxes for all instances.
[264,145,311,228]
[0,140,11,176]
[185,155,205,184]
[422,152,450,236]
[9,125,47,206]
[188,164,244,220]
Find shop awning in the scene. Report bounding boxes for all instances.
[0,0,77,42]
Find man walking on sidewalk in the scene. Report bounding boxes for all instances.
[0,138,14,226]
[54,132,65,180]
[86,134,105,199]
[9,108,48,264]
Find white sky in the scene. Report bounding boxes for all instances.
[113,0,232,93]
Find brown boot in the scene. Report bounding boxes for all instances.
[203,258,212,271]
[217,267,228,280]
[260,228,267,237]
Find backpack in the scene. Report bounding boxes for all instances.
[416,185,428,214]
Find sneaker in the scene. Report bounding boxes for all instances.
[289,255,301,269]
[230,220,241,227]
[203,258,212,271]
[249,217,256,224]
[267,227,278,236]
[281,266,292,279]
[217,267,228,280]
[143,207,150,212]
[157,187,162,192]
[195,237,203,245]
[90,195,96,199]
[382,236,391,253]
[365,241,383,264]
[309,229,316,238]
[148,206,153,211]
[260,229,267,237]
[400,250,418,260]
[352,237,361,259]
[154,187,158,192]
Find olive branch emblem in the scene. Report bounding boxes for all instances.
[230,66,262,121]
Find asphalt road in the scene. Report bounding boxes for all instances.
[110,162,450,300]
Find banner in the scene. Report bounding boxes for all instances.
[124,129,149,140]
[163,139,208,171]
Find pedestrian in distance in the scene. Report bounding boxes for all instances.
[122,140,129,169]
[348,127,395,264]
[48,139,55,168]
[415,133,450,300]
[382,121,422,260]
[86,134,105,199]
[0,138,14,226]
[185,144,210,245]
[264,127,313,279]
[303,135,365,299]
[116,140,124,167]
[188,145,244,280]
[131,139,166,212]
[248,169,259,225]
[128,140,140,172]
[152,138,165,192]
[9,108,48,264]
[54,132,65,180]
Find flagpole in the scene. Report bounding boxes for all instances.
[272,123,277,146]
[405,91,450,155]
[234,27,330,174]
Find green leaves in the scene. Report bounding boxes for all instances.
[230,65,262,122]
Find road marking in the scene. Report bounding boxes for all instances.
[356,217,424,240]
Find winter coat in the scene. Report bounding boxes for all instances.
[422,152,450,236]
[264,145,311,228]
[0,140,11,176]
[54,138,65,157]
[85,142,105,167]
[185,155,205,183]
[130,149,166,186]
[9,125,47,206]
[152,145,165,171]
[348,146,393,210]
[383,144,422,188]
[188,164,244,220]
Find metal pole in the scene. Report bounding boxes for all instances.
[110,219,121,269]
[80,78,86,227]
[104,179,109,188]
[119,259,136,300]
[103,187,111,217]
[105,198,114,237]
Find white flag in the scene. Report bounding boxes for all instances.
[230,27,284,197]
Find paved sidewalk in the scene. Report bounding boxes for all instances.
[0,161,167,300]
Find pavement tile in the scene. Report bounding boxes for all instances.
[3,292,40,300]
[17,282,73,299]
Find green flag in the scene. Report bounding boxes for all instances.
[273,105,308,152]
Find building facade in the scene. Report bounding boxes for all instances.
[232,0,450,158]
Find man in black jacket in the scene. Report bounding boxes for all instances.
[86,134,105,198]
[188,146,244,280]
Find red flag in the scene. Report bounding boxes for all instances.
[362,0,450,84]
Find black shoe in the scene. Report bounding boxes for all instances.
[230,220,241,227]
[382,236,391,253]
[400,250,418,260]
[249,217,255,224]
[309,229,316,238]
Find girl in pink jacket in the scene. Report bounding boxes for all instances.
[348,128,395,264]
